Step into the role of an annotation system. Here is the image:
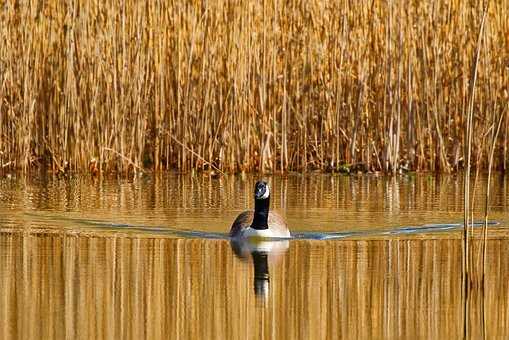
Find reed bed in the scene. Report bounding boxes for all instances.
[0,0,508,174]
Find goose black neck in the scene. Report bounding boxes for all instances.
[251,196,270,230]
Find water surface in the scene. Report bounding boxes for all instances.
[0,173,508,339]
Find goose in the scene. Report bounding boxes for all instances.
[230,181,290,239]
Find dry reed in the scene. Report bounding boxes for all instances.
[0,0,508,174]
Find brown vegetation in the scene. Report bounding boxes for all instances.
[0,0,507,174]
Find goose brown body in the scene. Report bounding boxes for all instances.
[229,210,289,238]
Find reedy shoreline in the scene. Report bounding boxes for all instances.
[0,0,507,174]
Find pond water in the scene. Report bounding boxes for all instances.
[0,173,508,339]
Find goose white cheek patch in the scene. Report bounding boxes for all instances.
[260,187,270,199]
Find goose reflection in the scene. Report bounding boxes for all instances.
[230,238,289,298]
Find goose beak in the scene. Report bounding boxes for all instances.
[255,187,265,199]
[254,181,270,200]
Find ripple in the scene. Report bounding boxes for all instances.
[22,212,498,241]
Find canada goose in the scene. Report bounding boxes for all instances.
[229,181,291,239]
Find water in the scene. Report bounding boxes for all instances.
[1,173,509,339]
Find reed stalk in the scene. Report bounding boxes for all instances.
[463,3,488,338]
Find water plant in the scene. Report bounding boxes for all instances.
[0,1,507,174]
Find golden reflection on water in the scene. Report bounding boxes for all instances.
[1,173,509,232]
[1,173,509,338]
[0,231,508,339]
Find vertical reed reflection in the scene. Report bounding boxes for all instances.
[0,232,508,339]
[3,174,508,234]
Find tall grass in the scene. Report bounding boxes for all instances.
[0,0,507,173]
[462,3,492,338]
